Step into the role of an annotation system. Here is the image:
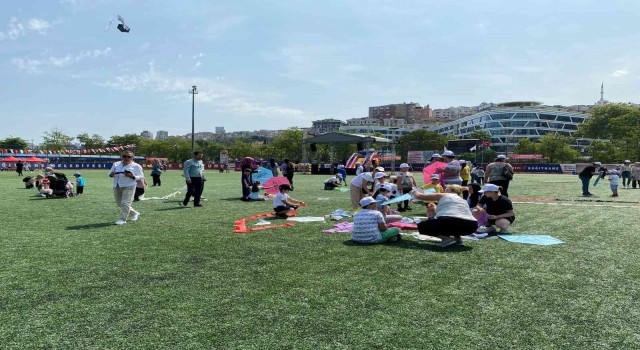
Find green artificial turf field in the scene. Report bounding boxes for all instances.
[1,169,639,349]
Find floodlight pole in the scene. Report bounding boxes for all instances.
[189,85,198,155]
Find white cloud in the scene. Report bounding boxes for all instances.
[27,18,51,34]
[98,63,309,119]
[12,47,111,73]
[612,69,628,77]
[7,17,26,39]
[194,61,202,69]
[193,53,204,59]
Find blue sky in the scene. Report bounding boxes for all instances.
[1,0,638,144]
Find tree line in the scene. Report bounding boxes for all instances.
[2,104,639,163]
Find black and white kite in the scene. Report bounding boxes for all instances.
[106,15,130,33]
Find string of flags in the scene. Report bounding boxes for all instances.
[0,144,135,155]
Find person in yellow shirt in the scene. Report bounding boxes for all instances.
[421,174,444,217]
[460,160,471,186]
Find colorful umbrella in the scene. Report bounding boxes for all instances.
[262,177,291,195]
[422,161,446,183]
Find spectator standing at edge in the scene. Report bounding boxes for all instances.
[265,158,279,177]
[484,155,514,197]
[183,151,205,207]
[620,160,632,189]
[578,162,601,197]
[632,162,640,189]
[16,160,24,176]
[284,159,295,190]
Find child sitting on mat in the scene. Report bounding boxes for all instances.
[249,181,266,201]
[352,196,401,244]
[273,184,305,218]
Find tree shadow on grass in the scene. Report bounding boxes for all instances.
[342,239,472,252]
[66,223,114,230]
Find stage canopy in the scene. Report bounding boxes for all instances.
[303,132,393,145]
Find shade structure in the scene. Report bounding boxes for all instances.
[24,156,48,163]
[0,156,21,162]
[303,132,393,145]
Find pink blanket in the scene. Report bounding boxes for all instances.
[322,221,354,233]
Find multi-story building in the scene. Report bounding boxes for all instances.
[428,102,590,152]
[141,130,153,139]
[369,102,423,120]
[156,130,169,140]
[311,118,345,134]
[382,118,407,127]
[215,127,225,134]
[339,124,422,140]
[345,117,380,126]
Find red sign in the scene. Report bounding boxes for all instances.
[482,141,490,147]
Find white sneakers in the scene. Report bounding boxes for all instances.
[114,212,140,225]
[130,212,140,222]
[114,220,126,225]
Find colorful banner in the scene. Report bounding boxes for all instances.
[509,154,544,159]
[0,144,135,155]
[511,163,563,173]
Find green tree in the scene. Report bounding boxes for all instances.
[577,104,640,140]
[587,140,620,163]
[107,134,142,148]
[76,133,105,149]
[397,130,448,162]
[468,130,492,142]
[42,127,74,150]
[513,138,538,155]
[0,137,29,150]
[269,128,306,161]
[537,134,579,163]
[228,140,264,160]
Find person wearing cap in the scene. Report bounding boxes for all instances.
[474,184,515,234]
[620,160,632,189]
[273,184,306,218]
[459,160,470,186]
[351,196,401,244]
[426,153,442,166]
[440,150,462,188]
[375,185,403,223]
[73,172,85,195]
[632,162,640,189]
[337,163,347,184]
[411,185,477,247]
[608,169,620,197]
[484,155,514,197]
[350,171,375,209]
[396,163,417,212]
[373,172,388,193]
[324,173,343,190]
[578,162,602,196]
[109,150,145,225]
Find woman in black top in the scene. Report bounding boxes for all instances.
[475,184,515,234]
[578,162,601,196]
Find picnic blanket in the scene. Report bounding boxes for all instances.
[322,221,353,233]
[387,221,418,230]
[498,234,564,246]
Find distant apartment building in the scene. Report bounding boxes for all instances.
[383,118,407,127]
[141,130,153,139]
[156,130,169,140]
[215,127,225,134]
[311,118,345,134]
[368,102,433,123]
[346,117,380,126]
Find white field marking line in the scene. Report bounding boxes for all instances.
[513,201,637,208]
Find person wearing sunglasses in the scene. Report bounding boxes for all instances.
[108,150,145,225]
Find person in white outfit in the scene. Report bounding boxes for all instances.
[108,150,145,225]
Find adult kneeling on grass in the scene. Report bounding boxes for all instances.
[411,185,477,247]
[351,196,401,244]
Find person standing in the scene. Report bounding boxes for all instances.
[355,162,364,175]
[108,150,144,225]
[284,159,295,190]
[620,160,632,189]
[578,162,601,197]
[484,155,514,197]
[151,159,163,186]
[265,158,279,177]
[16,160,24,176]
[441,150,462,186]
[632,162,640,189]
[183,151,205,207]
[459,160,470,186]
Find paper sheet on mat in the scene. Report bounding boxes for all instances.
[286,216,326,222]
[498,234,564,246]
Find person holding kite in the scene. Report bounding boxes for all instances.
[578,162,602,196]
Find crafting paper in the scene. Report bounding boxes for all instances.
[329,209,352,217]
[338,187,350,192]
[498,234,564,246]
[286,216,326,222]
[381,193,413,205]
[323,221,354,233]
[422,188,436,194]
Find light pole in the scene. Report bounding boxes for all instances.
[189,85,198,155]
[174,144,178,163]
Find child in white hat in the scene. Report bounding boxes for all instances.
[351,196,401,243]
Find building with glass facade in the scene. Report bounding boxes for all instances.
[428,102,591,152]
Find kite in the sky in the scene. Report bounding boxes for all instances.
[105,15,130,33]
